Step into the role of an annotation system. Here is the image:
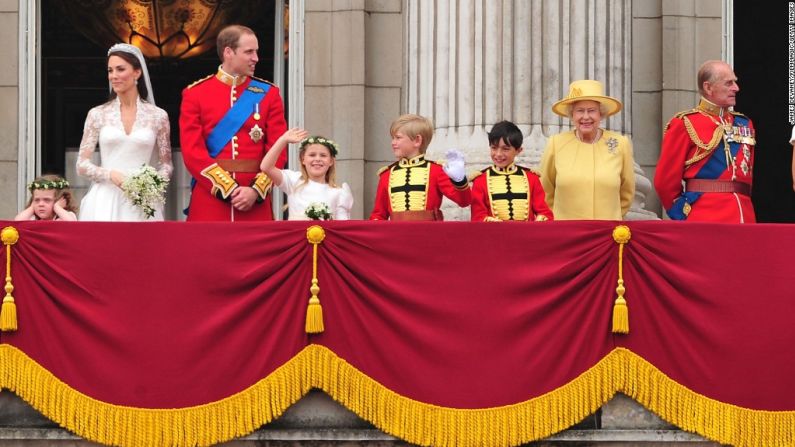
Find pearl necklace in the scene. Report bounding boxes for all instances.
[575,129,602,144]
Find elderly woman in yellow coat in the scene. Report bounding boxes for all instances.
[540,80,635,220]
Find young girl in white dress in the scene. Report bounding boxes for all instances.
[260,128,354,220]
[77,43,173,221]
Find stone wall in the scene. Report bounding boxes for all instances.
[649,0,723,216]
[303,0,404,220]
[0,1,18,219]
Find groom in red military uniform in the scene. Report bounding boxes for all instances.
[655,60,756,223]
[180,24,287,221]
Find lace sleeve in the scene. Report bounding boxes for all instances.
[154,109,173,180]
[76,107,110,183]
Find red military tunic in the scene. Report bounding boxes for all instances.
[470,164,554,222]
[370,154,472,220]
[655,98,756,223]
[180,69,287,221]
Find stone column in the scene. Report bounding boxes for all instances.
[0,2,20,218]
[654,1,722,219]
[304,1,367,219]
[403,0,656,220]
[305,0,404,220]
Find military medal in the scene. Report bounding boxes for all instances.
[249,124,263,142]
[253,103,261,121]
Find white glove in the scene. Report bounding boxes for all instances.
[442,148,466,183]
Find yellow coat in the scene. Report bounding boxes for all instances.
[539,129,635,220]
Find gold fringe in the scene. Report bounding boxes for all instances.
[616,348,795,447]
[306,344,617,447]
[310,345,795,447]
[0,344,310,447]
[1,343,794,447]
[1,226,19,332]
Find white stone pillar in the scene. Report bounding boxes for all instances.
[404,0,657,220]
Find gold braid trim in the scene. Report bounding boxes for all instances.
[2,343,794,447]
[0,344,309,447]
[185,74,213,89]
[682,114,724,167]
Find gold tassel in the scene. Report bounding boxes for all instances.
[305,225,326,334]
[611,289,628,334]
[1,296,16,332]
[611,225,631,334]
[1,226,19,332]
[306,284,324,333]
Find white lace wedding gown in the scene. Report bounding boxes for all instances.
[77,98,173,221]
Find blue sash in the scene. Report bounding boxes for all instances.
[668,116,748,220]
[205,79,270,156]
[185,79,271,216]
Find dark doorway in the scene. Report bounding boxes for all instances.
[40,1,279,176]
[733,2,795,222]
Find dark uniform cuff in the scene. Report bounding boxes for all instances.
[450,175,469,190]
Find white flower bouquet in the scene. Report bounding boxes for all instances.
[121,165,169,219]
[305,202,332,220]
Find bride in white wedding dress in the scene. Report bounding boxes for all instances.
[77,43,173,221]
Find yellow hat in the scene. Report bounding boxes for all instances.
[551,80,623,117]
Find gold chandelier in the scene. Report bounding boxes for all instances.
[56,0,264,59]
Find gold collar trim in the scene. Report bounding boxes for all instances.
[216,66,248,87]
[492,164,518,175]
[697,98,731,118]
[398,154,426,168]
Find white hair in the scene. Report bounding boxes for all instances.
[565,101,608,118]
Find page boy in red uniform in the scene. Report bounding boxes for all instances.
[470,121,553,222]
[370,114,471,221]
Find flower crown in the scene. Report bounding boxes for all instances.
[300,136,339,157]
[28,179,70,191]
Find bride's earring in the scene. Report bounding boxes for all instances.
[135,78,139,85]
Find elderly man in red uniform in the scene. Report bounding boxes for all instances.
[180,25,287,221]
[655,60,756,223]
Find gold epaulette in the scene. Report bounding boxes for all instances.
[377,162,397,175]
[186,74,213,89]
[674,108,699,119]
[517,165,542,177]
[468,170,483,182]
[663,109,699,134]
[251,76,276,86]
[729,110,748,118]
